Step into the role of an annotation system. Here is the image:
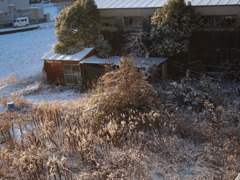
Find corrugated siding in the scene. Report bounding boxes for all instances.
[95,0,240,9]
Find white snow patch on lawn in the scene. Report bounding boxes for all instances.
[26,88,81,102]
[43,5,59,21]
[0,28,56,79]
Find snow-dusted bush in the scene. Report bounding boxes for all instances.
[223,58,240,82]
[160,72,237,111]
[82,58,165,142]
[151,0,199,57]
[124,30,151,58]
[54,41,85,55]
[54,0,102,54]
[94,39,112,58]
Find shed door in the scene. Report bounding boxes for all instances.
[45,61,65,84]
[63,64,82,85]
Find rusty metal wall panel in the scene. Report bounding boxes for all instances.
[45,61,65,85]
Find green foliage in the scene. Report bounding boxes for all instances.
[151,0,199,57]
[54,0,102,54]
[94,39,112,58]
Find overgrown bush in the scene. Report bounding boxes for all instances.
[53,41,85,55]
[82,57,165,143]
[160,72,235,111]
[151,0,199,57]
[53,0,112,55]
[54,0,102,54]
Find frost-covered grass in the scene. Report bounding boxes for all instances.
[0,65,239,179]
[0,3,239,179]
[0,74,80,104]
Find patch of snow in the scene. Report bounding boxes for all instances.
[26,87,81,103]
[31,3,59,21]
[42,48,94,61]
[38,21,55,29]
[0,25,40,33]
[44,5,59,21]
[0,28,56,80]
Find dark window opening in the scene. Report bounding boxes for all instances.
[101,17,117,28]
[63,64,81,85]
[201,15,238,29]
[124,17,142,28]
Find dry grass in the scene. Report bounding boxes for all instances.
[0,62,239,179]
[0,75,19,86]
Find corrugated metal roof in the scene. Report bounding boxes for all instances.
[80,56,167,68]
[95,0,240,9]
[41,48,94,61]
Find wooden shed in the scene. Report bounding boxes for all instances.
[41,49,168,88]
[80,56,168,83]
[41,48,95,86]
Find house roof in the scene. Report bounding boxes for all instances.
[79,56,167,68]
[41,48,94,61]
[94,0,240,9]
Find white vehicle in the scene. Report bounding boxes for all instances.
[13,17,30,28]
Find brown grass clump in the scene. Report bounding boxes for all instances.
[87,61,160,114]
[81,58,166,144]
[0,75,19,86]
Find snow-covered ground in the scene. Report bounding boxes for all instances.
[0,27,55,79]
[0,4,81,103]
[0,25,40,33]
[31,3,59,21]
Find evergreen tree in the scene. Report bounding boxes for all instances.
[151,0,199,57]
[53,0,103,54]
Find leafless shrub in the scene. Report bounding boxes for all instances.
[124,30,151,58]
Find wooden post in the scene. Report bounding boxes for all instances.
[162,61,168,81]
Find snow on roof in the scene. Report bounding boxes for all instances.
[29,7,42,9]
[94,0,240,9]
[79,56,167,68]
[15,17,28,20]
[0,11,4,14]
[41,48,94,61]
[8,4,14,7]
